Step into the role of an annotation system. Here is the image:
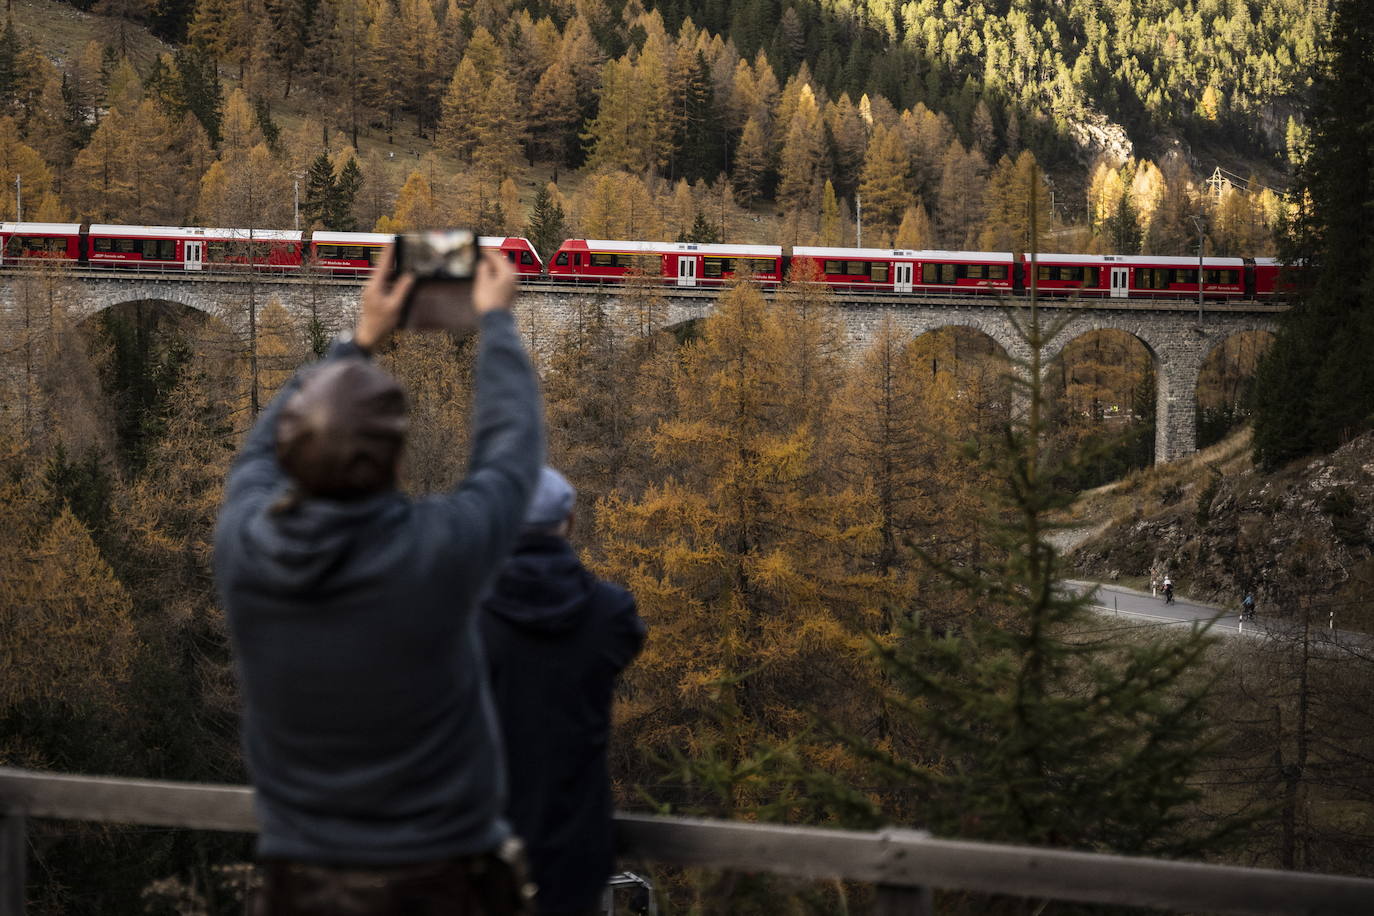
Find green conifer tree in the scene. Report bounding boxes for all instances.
[524,184,566,265]
[1254,0,1374,467]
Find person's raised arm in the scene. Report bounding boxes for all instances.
[437,251,544,573]
[221,248,413,509]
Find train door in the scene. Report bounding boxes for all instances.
[893,261,913,293]
[184,240,204,271]
[677,255,697,287]
[1110,266,1128,298]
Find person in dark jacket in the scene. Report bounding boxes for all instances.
[214,247,544,915]
[480,468,647,916]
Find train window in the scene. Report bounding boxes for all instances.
[520,251,534,265]
[574,253,582,266]
[1084,267,1098,285]
[989,265,1008,280]
[93,237,113,252]
[152,240,176,259]
[555,252,568,265]
[967,264,986,279]
[942,263,956,284]
[317,245,339,259]
[870,262,889,282]
[1173,269,1199,285]
[846,261,868,276]
[590,253,616,268]
[1136,268,1169,289]
[505,251,516,262]
[921,263,938,283]
[703,257,726,278]
[1203,269,1238,285]
[115,238,136,253]
[824,260,843,274]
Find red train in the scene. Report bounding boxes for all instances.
[547,239,784,286]
[0,223,544,276]
[0,222,1288,301]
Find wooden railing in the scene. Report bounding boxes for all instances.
[2,767,1372,915]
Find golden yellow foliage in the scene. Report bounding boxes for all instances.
[0,502,135,712]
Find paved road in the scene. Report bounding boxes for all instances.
[1068,581,1369,648]
[1067,580,1256,638]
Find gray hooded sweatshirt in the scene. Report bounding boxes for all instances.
[214,311,543,865]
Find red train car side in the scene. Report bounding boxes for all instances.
[0,222,81,264]
[548,239,783,286]
[88,225,304,271]
[311,232,543,276]
[792,246,1015,294]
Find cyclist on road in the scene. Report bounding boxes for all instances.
[1163,575,1174,605]
[1241,592,1256,622]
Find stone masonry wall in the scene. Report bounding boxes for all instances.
[0,271,1279,464]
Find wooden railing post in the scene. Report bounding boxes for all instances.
[877,828,933,914]
[0,812,24,916]
[874,884,932,915]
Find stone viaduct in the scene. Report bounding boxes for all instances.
[0,268,1285,463]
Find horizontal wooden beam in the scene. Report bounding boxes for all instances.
[0,768,256,833]
[614,814,1374,915]
[4,769,1373,915]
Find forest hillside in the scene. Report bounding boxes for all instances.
[0,0,1318,253]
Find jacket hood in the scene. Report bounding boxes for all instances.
[236,488,405,595]
[484,534,593,632]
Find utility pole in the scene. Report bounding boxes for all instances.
[856,193,862,248]
[15,174,20,222]
[1191,214,1205,324]
[293,177,301,231]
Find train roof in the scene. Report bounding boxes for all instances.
[1032,252,1245,267]
[570,239,783,257]
[794,246,1015,262]
[312,232,538,251]
[312,231,391,245]
[90,225,303,241]
[1,222,81,234]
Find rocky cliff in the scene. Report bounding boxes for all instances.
[1069,432,1374,631]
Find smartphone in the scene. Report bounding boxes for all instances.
[392,230,478,334]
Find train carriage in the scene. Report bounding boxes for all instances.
[0,222,82,265]
[311,232,543,276]
[88,225,304,271]
[792,247,1016,294]
[1024,253,1248,300]
[548,239,784,286]
[1249,257,1282,299]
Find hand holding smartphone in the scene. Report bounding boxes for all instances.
[392,230,479,335]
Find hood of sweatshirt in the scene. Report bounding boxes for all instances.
[483,534,593,632]
[233,488,408,596]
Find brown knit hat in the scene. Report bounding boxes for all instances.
[275,358,409,499]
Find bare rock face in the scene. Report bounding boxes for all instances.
[1066,109,1135,166]
[1072,434,1374,627]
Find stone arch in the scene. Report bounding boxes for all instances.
[1043,327,1160,472]
[904,321,1016,420]
[1195,327,1278,448]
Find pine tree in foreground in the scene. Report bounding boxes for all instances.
[800,182,1238,866]
[1253,0,1374,467]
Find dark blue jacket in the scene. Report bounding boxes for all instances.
[214,312,544,865]
[480,534,646,914]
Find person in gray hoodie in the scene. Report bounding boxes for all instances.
[214,247,543,915]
